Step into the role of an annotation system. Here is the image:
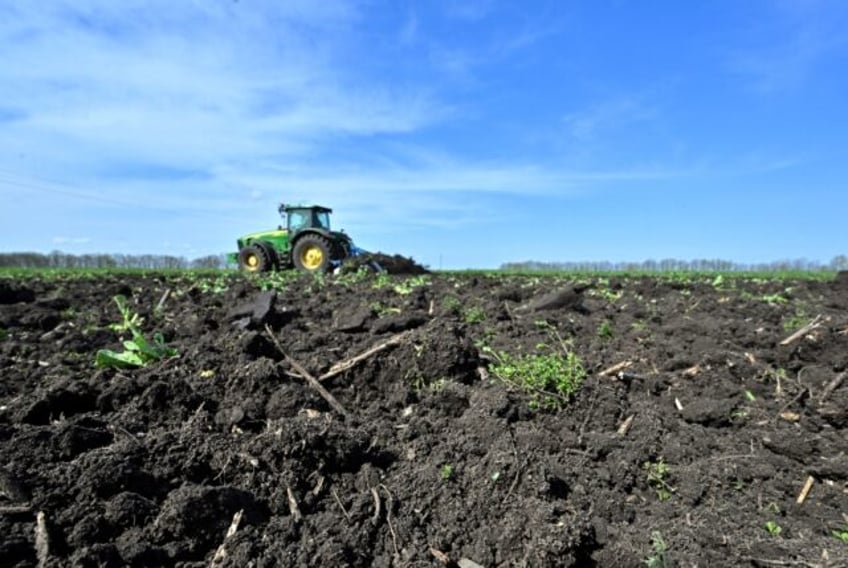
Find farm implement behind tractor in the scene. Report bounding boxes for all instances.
[229,203,374,274]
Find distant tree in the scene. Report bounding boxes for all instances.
[191,255,224,269]
[831,255,848,271]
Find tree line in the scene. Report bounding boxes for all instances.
[1,251,846,272]
[500,255,848,273]
[0,251,230,269]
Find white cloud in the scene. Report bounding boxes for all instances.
[725,1,847,93]
[52,236,91,245]
[0,1,445,182]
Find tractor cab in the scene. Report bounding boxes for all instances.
[280,204,332,233]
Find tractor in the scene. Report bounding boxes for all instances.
[230,204,363,273]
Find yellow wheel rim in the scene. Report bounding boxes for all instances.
[245,253,260,272]
[300,245,324,270]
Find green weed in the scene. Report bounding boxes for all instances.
[439,464,455,481]
[783,309,809,332]
[107,295,144,334]
[393,274,430,295]
[442,295,463,316]
[482,329,585,410]
[643,459,675,501]
[370,301,402,317]
[96,295,178,369]
[371,271,392,289]
[643,531,669,568]
[597,320,613,340]
[0,328,8,341]
[765,520,782,537]
[195,276,230,294]
[759,293,788,305]
[256,271,299,292]
[463,305,486,324]
[832,524,848,543]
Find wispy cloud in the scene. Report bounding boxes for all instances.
[0,1,445,181]
[52,236,91,246]
[725,1,847,93]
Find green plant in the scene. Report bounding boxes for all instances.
[595,286,623,304]
[832,523,848,543]
[393,274,430,295]
[0,328,8,341]
[597,320,613,340]
[442,295,462,316]
[107,295,144,333]
[463,305,486,324]
[643,459,675,501]
[96,295,178,369]
[256,270,299,292]
[195,276,230,294]
[643,531,668,568]
[372,271,392,289]
[370,301,402,317]
[783,309,809,332]
[482,329,585,410]
[759,293,788,305]
[765,520,782,537]
[439,464,455,481]
[335,265,371,286]
[61,306,79,319]
[308,270,327,290]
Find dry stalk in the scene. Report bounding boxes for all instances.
[210,509,243,566]
[35,511,49,568]
[331,488,352,523]
[378,484,400,556]
[796,476,815,504]
[321,330,413,381]
[370,487,381,524]
[819,371,846,404]
[617,414,635,436]
[265,325,351,419]
[599,361,633,377]
[286,486,303,523]
[779,315,824,346]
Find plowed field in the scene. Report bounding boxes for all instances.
[1,271,847,567]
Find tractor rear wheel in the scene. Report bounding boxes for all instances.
[293,234,331,272]
[238,244,274,273]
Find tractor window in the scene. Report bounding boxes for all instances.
[288,211,307,230]
[314,211,330,229]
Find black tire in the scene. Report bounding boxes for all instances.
[238,243,273,273]
[292,234,332,272]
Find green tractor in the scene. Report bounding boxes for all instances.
[230,204,363,273]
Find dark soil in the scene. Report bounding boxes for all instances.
[1,271,847,567]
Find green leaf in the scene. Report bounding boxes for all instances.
[95,348,144,369]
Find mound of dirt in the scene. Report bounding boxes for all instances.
[342,252,429,275]
[1,272,847,566]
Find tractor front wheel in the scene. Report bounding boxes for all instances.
[238,244,274,273]
[292,234,331,272]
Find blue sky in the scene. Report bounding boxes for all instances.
[1,1,846,269]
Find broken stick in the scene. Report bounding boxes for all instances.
[35,511,49,568]
[819,371,846,404]
[286,486,303,523]
[210,509,243,566]
[265,325,351,419]
[599,361,633,378]
[780,315,824,346]
[796,476,815,504]
[321,329,414,381]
